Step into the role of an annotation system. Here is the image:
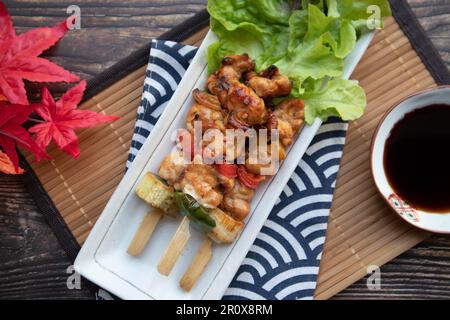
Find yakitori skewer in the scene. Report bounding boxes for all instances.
[131,170,241,287]
[157,203,243,292]
[127,208,163,256]
[157,216,191,275]
[128,53,305,292]
[180,238,212,292]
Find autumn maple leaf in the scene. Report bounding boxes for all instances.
[0,150,23,174]
[0,1,79,104]
[29,81,120,158]
[0,102,48,171]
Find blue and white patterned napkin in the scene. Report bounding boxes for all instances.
[128,40,347,300]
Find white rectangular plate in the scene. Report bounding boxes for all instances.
[75,30,374,300]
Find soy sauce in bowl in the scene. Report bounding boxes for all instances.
[383,104,450,213]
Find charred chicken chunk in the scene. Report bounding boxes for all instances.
[246,65,292,98]
[221,181,254,221]
[272,99,305,147]
[158,152,187,187]
[207,54,268,126]
[207,54,255,105]
[226,82,269,126]
[178,164,223,209]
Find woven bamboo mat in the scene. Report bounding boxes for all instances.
[25,16,434,298]
[315,16,433,299]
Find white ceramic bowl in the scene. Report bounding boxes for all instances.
[371,86,450,234]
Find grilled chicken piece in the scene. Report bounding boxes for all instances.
[217,173,235,192]
[158,152,187,187]
[207,54,268,126]
[207,54,255,105]
[245,146,279,176]
[192,88,222,111]
[246,65,292,98]
[271,98,305,147]
[178,164,223,209]
[187,103,226,133]
[226,82,269,126]
[187,89,226,134]
[221,181,254,221]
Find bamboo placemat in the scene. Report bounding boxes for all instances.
[315,17,434,298]
[23,8,448,298]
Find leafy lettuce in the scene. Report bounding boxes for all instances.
[207,0,391,124]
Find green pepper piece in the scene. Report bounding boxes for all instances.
[174,192,216,234]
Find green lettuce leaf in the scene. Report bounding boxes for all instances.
[301,79,367,124]
[273,36,344,81]
[328,0,392,21]
[208,0,290,31]
[310,6,356,58]
[301,0,324,10]
[206,0,391,124]
[208,0,291,73]
[253,0,292,25]
[287,9,308,51]
[323,20,357,58]
[207,18,266,74]
[327,0,392,29]
[207,0,261,32]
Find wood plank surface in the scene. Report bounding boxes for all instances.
[0,0,449,300]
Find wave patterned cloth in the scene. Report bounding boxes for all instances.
[127,40,347,300]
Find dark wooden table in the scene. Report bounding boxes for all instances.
[0,0,449,300]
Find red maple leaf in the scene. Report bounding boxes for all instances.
[0,102,48,171]
[0,1,79,104]
[0,150,23,174]
[29,81,120,158]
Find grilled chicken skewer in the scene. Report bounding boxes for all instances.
[131,168,244,276]
[129,54,305,292]
[157,206,244,280]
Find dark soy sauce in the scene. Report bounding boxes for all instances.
[384,104,450,213]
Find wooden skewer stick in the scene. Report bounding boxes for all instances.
[180,238,213,292]
[127,209,164,256]
[158,216,191,276]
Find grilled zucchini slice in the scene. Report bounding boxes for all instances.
[135,173,178,216]
[208,208,244,244]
